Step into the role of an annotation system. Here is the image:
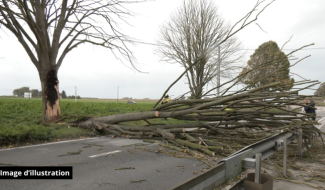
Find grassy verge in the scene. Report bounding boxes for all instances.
[310,97,325,106]
[0,98,187,147]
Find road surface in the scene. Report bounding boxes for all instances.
[0,137,211,190]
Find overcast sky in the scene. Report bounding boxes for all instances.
[0,0,324,99]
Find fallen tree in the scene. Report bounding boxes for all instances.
[60,73,321,157]
[55,1,322,157]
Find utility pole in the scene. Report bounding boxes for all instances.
[117,86,119,102]
[217,45,221,96]
[75,86,77,102]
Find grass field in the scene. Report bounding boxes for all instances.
[309,96,325,106]
[0,97,158,104]
[0,97,189,147]
[0,97,161,146]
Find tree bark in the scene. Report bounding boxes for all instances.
[40,69,61,122]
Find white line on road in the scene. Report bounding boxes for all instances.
[89,150,122,158]
[316,117,325,129]
[0,137,98,152]
[318,117,325,122]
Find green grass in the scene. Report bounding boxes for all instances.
[298,97,325,106]
[0,98,185,147]
[310,97,325,106]
[60,99,156,104]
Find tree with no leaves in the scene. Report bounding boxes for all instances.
[240,41,294,91]
[156,0,244,99]
[0,0,143,121]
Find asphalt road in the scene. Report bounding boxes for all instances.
[315,106,325,132]
[0,137,211,190]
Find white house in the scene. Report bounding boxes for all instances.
[24,92,31,98]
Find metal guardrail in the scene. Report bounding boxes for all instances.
[169,124,305,190]
[223,129,300,180]
[168,162,226,190]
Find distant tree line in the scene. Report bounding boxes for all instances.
[122,97,133,99]
[12,88,80,99]
[13,87,42,98]
[66,95,81,99]
[61,90,81,99]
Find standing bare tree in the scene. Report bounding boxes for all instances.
[156,0,244,99]
[0,0,142,121]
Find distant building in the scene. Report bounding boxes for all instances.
[24,92,31,98]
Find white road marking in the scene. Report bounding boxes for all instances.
[318,117,325,122]
[316,117,325,129]
[0,137,98,152]
[89,150,122,158]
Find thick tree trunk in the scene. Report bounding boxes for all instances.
[39,69,61,122]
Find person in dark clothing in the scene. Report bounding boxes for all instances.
[303,98,316,120]
[303,98,320,135]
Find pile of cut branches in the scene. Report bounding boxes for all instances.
[55,0,322,157]
[65,79,322,157]
[60,42,322,157]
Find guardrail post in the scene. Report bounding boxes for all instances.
[283,138,287,177]
[255,153,262,184]
[298,129,302,157]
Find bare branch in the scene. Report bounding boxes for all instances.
[281,35,293,50]
[255,23,267,33]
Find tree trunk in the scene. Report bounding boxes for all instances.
[39,69,61,122]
